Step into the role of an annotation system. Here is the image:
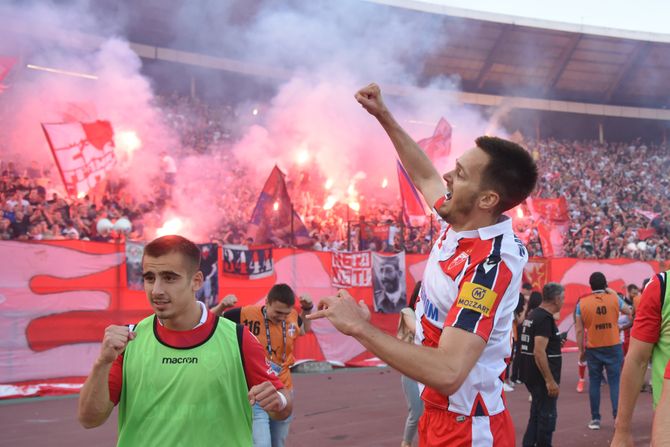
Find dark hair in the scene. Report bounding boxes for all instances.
[528,291,542,312]
[542,282,564,303]
[267,283,296,306]
[143,235,201,275]
[627,284,639,293]
[380,255,401,271]
[589,272,607,291]
[522,282,533,291]
[475,136,538,213]
[408,281,422,311]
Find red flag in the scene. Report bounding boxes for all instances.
[637,228,656,240]
[530,197,569,221]
[536,222,555,258]
[60,101,97,123]
[248,166,311,246]
[417,118,452,159]
[41,121,116,198]
[396,160,427,226]
[0,57,17,92]
[529,197,569,258]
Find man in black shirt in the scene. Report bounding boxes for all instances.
[520,282,565,447]
[511,283,534,384]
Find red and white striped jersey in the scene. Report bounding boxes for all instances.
[415,215,527,417]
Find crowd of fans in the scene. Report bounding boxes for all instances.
[1,94,668,261]
[157,93,237,155]
[530,138,670,261]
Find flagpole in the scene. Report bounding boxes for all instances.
[430,214,434,246]
[346,204,351,251]
[290,203,295,247]
[41,123,73,197]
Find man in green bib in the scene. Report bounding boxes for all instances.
[611,270,670,446]
[78,235,292,446]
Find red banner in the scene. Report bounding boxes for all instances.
[547,257,659,348]
[0,240,662,398]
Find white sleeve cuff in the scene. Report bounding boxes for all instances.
[276,390,287,410]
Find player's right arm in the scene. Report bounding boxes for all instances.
[78,325,134,428]
[612,274,663,447]
[355,83,447,208]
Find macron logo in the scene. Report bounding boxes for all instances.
[162,357,198,365]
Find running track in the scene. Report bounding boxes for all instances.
[0,353,653,446]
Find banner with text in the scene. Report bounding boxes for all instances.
[331,251,372,288]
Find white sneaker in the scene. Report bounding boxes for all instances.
[588,419,600,430]
[503,383,514,392]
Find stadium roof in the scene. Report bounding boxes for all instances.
[5,0,670,116]
[118,0,670,112]
[368,1,670,110]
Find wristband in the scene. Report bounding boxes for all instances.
[301,305,313,312]
[276,390,287,410]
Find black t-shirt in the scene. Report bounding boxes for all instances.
[519,307,562,385]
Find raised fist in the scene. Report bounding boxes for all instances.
[354,83,387,117]
[99,325,135,364]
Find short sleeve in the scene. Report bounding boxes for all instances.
[108,353,124,405]
[240,327,284,390]
[223,307,242,324]
[631,274,664,344]
[532,313,553,339]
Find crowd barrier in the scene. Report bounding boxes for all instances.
[0,240,662,398]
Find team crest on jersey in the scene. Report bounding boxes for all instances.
[456,282,498,316]
[441,251,470,280]
[288,323,297,337]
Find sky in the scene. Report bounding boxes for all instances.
[383,0,670,36]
